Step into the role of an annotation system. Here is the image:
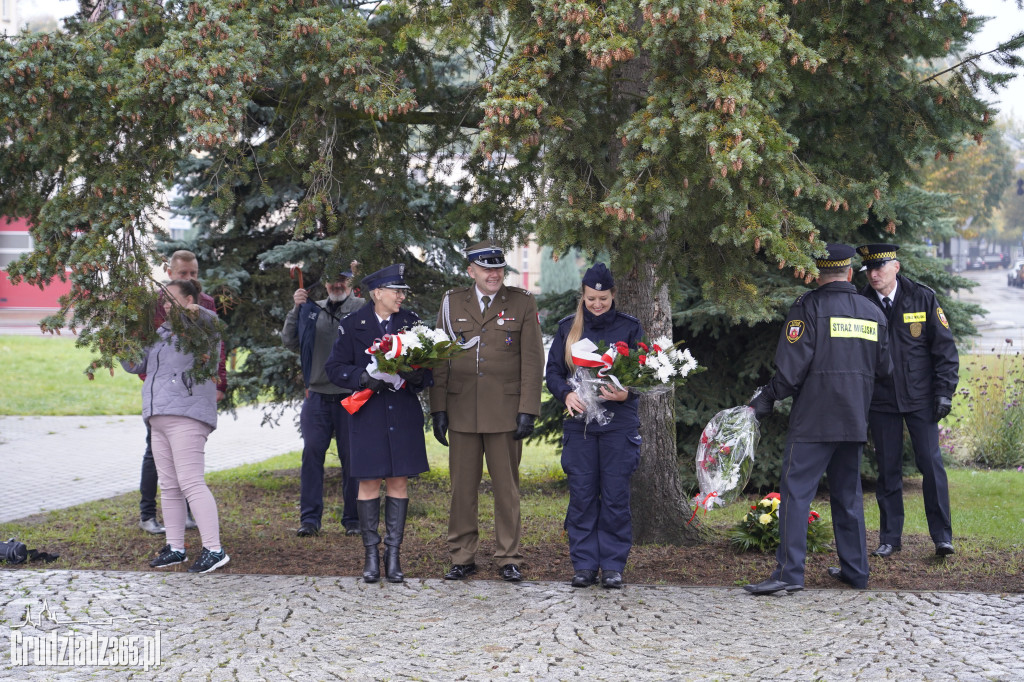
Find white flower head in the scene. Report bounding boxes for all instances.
[395,330,422,353]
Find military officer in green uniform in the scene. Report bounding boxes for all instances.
[430,240,545,582]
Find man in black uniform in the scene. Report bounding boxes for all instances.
[857,244,959,558]
[746,244,892,595]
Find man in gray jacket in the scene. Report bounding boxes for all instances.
[281,263,363,537]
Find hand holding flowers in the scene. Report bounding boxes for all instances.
[342,325,465,414]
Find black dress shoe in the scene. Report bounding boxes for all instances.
[601,570,623,589]
[571,570,598,588]
[444,563,477,580]
[871,543,901,558]
[935,541,955,556]
[743,578,803,595]
[499,563,523,582]
[345,527,360,537]
[827,567,867,589]
[296,522,320,537]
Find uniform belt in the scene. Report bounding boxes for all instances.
[310,391,350,403]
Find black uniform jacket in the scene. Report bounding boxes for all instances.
[859,275,959,413]
[767,281,893,443]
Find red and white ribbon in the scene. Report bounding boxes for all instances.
[569,338,624,391]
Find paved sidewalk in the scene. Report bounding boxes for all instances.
[0,406,301,523]
[2,570,1022,680]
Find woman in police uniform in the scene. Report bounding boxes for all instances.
[544,263,644,589]
[325,264,430,584]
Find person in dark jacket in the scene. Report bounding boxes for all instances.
[545,263,643,589]
[324,264,431,584]
[746,244,893,595]
[857,244,959,558]
[122,279,230,574]
[281,262,363,538]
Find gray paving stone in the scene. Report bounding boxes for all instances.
[3,570,1022,680]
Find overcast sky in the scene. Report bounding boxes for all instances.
[19,0,1024,118]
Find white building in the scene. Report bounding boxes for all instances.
[1,0,18,34]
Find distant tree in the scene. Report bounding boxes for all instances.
[536,246,581,295]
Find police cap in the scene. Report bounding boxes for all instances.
[857,243,900,271]
[582,262,614,291]
[816,243,855,270]
[362,263,410,290]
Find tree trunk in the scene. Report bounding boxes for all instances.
[617,226,704,546]
[606,28,704,546]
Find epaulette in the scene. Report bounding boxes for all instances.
[617,312,641,325]
[794,290,815,306]
[445,286,471,297]
[557,314,576,326]
[507,286,532,296]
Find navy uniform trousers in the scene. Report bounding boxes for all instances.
[772,441,868,588]
[300,392,358,529]
[869,408,952,546]
[561,428,642,572]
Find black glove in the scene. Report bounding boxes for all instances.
[512,413,535,441]
[398,367,426,389]
[360,370,386,393]
[432,412,449,446]
[748,385,775,421]
[934,395,952,421]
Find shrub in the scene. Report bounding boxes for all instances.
[947,350,1024,469]
[728,492,833,553]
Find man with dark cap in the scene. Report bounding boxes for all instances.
[857,244,959,558]
[430,239,545,582]
[281,262,363,537]
[746,244,893,595]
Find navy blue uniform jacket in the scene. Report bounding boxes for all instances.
[324,302,430,479]
[545,306,644,433]
[859,275,959,413]
[766,281,893,443]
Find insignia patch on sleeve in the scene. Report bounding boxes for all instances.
[937,307,949,329]
[787,320,805,343]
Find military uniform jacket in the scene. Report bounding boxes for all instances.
[323,303,430,479]
[429,284,544,433]
[767,281,893,443]
[545,306,643,433]
[859,274,959,413]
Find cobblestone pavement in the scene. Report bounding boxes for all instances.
[0,570,1021,681]
[0,406,301,523]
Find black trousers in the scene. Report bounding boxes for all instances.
[772,441,868,588]
[869,408,952,545]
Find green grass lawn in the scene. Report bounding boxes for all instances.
[0,336,142,415]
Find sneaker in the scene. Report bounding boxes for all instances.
[139,517,165,534]
[149,544,187,568]
[184,513,198,530]
[187,547,230,574]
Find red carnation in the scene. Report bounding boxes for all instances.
[720,445,731,454]
[652,344,662,352]
[638,341,649,351]
[638,354,647,365]
[379,337,393,352]
[615,341,629,355]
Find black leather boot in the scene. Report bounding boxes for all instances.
[357,498,381,583]
[383,496,408,583]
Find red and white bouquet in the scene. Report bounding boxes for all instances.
[342,325,464,414]
[693,405,760,511]
[567,336,701,424]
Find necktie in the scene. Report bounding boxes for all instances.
[383,317,391,334]
[481,295,491,313]
[882,297,892,315]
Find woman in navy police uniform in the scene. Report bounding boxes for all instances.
[545,263,644,589]
[325,264,431,584]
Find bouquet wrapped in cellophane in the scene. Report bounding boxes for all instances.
[567,336,701,424]
[693,403,760,511]
[342,325,465,414]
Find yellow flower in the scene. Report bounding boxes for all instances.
[758,513,772,525]
[758,498,772,508]
[771,498,780,511]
